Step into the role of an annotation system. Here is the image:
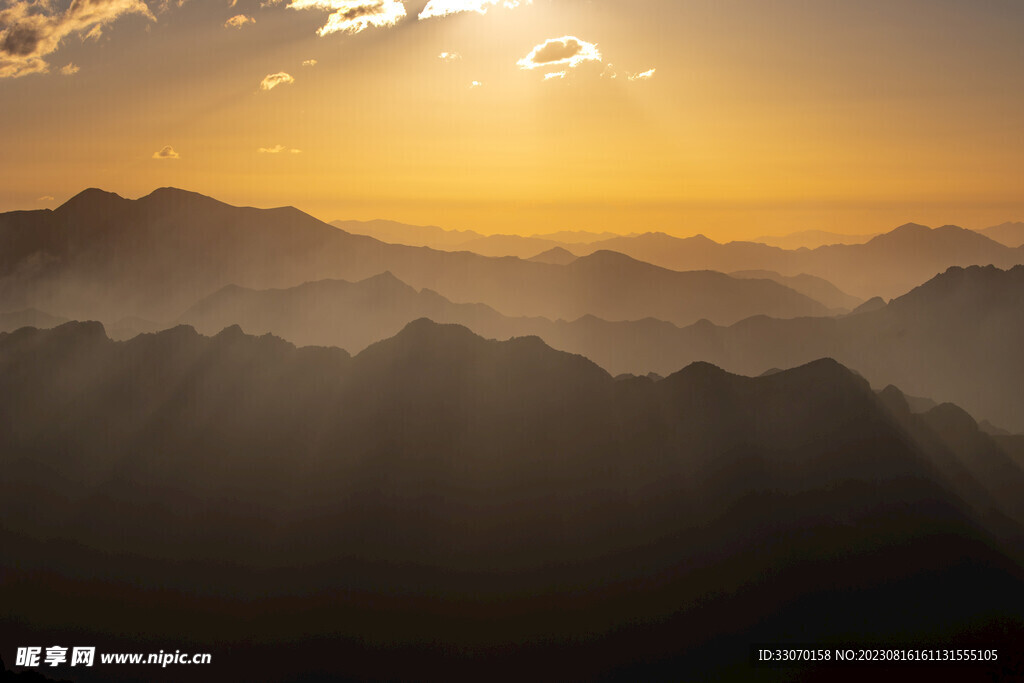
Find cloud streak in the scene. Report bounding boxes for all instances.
[258,145,302,153]
[1,0,154,78]
[260,71,294,90]
[419,0,529,20]
[286,0,405,36]
[629,68,656,81]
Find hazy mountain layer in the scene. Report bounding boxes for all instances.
[1,320,1022,680]
[752,229,877,249]
[979,221,1024,248]
[335,217,1024,301]
[0,188,829,327]
[729,269,862,310]
[330,219,627,251]
[177,265,1024,433]
[573,225,1024,300]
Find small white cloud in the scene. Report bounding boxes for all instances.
[224,14,255,28]
[543,71,566,80]
[152,145,180,160]
[260,71,294,90]
[302,59,318,66]
[628,68,656,81]
[601,63,618,79]
[60,63,79,76]
[37,195,55,202]
[469,80,482,88]
[286,0,406,36]
[438,51,461,63]
[517,36,601,71]
[258,145,302,154]
[420,0,530,20]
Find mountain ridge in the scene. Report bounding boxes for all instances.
[0,187,832,327]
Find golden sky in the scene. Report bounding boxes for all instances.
[1,0,1023,239]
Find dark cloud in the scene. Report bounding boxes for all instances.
[1,22,41,56]
[0,0,153,78]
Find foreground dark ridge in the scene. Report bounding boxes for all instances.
[1,319,1023,681]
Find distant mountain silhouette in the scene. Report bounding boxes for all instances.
[978,221,1024,248]
[330,218,626,252]
[330,218,485,248]
[0,188,829,327]
[729,269,862,310]
[751,228,877,249]
[0,308,67,332]
[579,264,1023,433]
[851,295,887,314]
[452,233,572,258]
[302,213,1021,301]
[177,265,1022,431]
[1,320,1022,680]
[527,246,578,265]
[180,272,532,353]
[572,224,1024,299]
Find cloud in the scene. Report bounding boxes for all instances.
[285,0,405,36]
[155,0,188,11]
[517,36,601,71]
[543,71,565,80]
[152,145,180,160]
[628,68,656,81]
[224,14,255,28]
[438,51,460,63]
[302,58,317,66]
[37,195,54,202]
[419,0,530,20]
[60,62,78,76]
[0,0,154,78]
[469,80,482,88]
[258,145,302,154]
[260,71,294,90]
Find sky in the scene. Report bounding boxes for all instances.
[1,0,1023,240]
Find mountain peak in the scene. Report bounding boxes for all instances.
[528,246,577,265]
[687,233,718,244]
[139,187,230,211]
[55,188,128,215]
[892,222,931,233]
[574,249,644,268]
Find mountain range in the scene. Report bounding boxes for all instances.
[0,188,831,327]
[331,216,1024,300]
[330,218,628,250]
[570,225,1024,300]
[174,264,1024,433]
[751,229,878,249]
[1,320,1022,680]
